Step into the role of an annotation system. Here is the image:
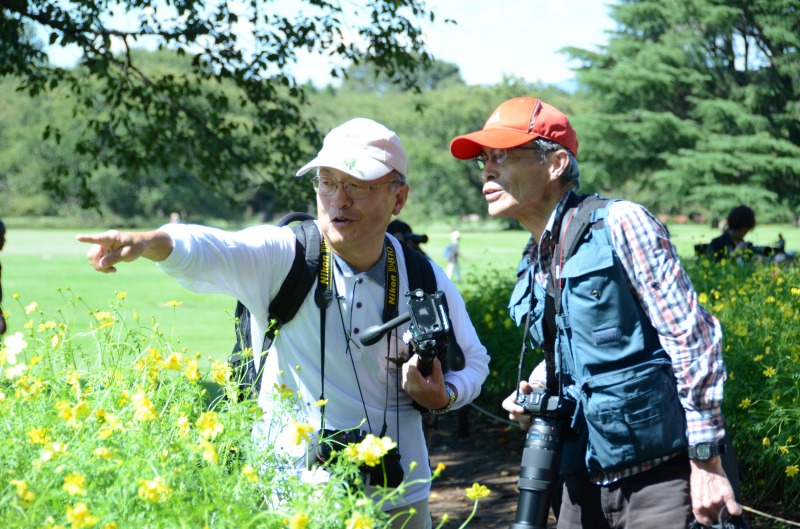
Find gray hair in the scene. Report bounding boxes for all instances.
[391,169,407,186]
[531,138,580,190]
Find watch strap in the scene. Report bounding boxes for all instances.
[688,442,726,460]
[429,384,456,415]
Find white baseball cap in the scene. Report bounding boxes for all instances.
[296,118,407,181]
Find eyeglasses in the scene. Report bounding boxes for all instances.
[473,147,541,170]
[311,176,403,200]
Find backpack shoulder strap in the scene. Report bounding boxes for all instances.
[398,240,437,294]
[229,215,320,400]
[267,219,321,330]
[552,194,613,315]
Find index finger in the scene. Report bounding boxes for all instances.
[76,230,117,246]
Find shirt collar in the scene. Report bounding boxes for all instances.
[332,244,388,287]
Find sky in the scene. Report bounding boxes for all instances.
[42,0,617,88]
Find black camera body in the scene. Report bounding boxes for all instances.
[406,290,452,374]
[360,289,466,377]
[306,429,405,488]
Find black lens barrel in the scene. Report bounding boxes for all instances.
[509,416,564,529]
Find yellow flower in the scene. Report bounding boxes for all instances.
[57,400,92,428]
[288,511,309,529]
[290,419,315,446]
[737,398,751,409]
[779,445,790,455]
[786,465,799,478]
[345,512,374,529]
[465,482,491,500]
[314,398,328,407]
[433,462,445,477]
[762,437,771,446]
[102,523,118,529]
[763,366,777,378]
[26,427,51,445]
[196,411,224,440]
[131,388,158,422]
[354,434,396,467]
[165,300,183,307]
[137,476,172,503]
[116,291,127,300]
[63,473,87,496]
[163,352,183,371]
[698,292,708,304]
[25,302,39,315]
[10,479,35,505]
[273,383,294,400]
[200,439,218,464]
[38,321,57,332]
[176,416,191,438]
[92,447,112,459]
[210,360,232,384]
[66,502,99,528]
[183,358,200,382]
[96,410,123,440]
[94,311,115,329]
[242,464,259,483]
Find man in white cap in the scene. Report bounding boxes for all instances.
[77,118,489,528]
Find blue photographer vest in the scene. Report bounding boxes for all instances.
[509,196,688,473]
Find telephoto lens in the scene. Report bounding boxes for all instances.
[509,415,564,529]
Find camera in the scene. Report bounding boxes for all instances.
[510,387,568,529]
[360,289,465,378]
[306,429,405,488]
[405,233,429,245]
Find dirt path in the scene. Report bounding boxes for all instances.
[427,408,557,529]
[425,409,797,529]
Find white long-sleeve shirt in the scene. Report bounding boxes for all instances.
[157,221,490,508]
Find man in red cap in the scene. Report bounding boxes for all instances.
[450,97,742,528]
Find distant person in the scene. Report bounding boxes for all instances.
[169,212,181,224]
[388,219,429,257]
[0,220,5,335]
[708,206,757,262]
[443,230,462,283]
[776,233,786,254]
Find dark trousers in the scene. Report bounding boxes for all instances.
[557,455,692,529]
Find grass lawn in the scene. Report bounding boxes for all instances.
[3,223,797,363]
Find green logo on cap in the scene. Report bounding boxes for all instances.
[344,157,356,169]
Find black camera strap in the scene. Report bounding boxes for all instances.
[383,241,401,441]
[332,237,400,438]
[315,237,334,430]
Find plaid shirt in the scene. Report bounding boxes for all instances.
[525,191,726,484]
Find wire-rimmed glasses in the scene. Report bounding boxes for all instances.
[311,176,403,200]
[473,147,541,170]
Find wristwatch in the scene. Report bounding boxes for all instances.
[429,384,456,415]
[688,442,726,461]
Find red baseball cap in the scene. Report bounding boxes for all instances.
[450,97,579,160]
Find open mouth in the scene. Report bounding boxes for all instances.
[330,214,355,227]
[483,186,502,202]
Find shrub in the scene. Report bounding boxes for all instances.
[462,257,800,511]
[686,258,800,510]
[0,291,490,528]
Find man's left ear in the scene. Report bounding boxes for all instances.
[551,150,570,178]
[392,184,409,215]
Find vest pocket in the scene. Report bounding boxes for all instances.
[580,361,687,471]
